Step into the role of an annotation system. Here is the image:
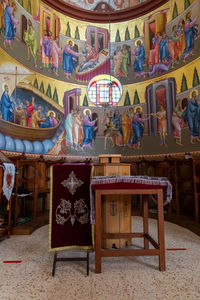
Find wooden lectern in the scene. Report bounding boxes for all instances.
[94,155,131,249]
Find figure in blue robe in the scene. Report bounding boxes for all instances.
[82,110,96,148]
[4,3,17,43]
[113,110,122,136]
[132,107,147,149]
[183,16,198,58]
[40,116,51,128]
[184,91,200,143]
[0,85,13,121]
[62,41,79,77]
[160,33,169,62]
[133,41,145,74]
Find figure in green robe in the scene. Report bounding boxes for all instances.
[24,19,38,67]
[120,44,130,77]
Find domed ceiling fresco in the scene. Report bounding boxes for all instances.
[62,0,146,11]
[0,0,200,158]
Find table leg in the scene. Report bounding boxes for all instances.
[143,196,149,249]
[95,190,102,273]
[157,189,166,271]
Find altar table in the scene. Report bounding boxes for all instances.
[91,176,172,273]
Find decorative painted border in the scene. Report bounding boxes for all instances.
[42,0,169,23]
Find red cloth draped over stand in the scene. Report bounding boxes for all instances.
[49,163,93,251]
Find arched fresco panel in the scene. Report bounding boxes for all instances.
[0,0,200,157]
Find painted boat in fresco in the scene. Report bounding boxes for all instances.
[0,114,61,142]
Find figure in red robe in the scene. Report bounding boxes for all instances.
[25,97,34,127]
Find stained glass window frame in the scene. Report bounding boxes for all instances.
[87,75,122,107]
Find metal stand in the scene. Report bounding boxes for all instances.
[52,251,90,276]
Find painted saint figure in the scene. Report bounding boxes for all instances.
[72,110,84,150]
[132,106,147,149]
[25,97,35,127]
[82,109,97,149]
[120,44,130,77]
[0,84,13,121]
[52,37,61,76]
[183,13,198,60]
[121,110,132,146]
[62,40,80,79]
[65,109,75,147]
[16,102,26,126]
[4,0,18,49]
[24,20,38,68]
[40,30,52,69]
[154,104,168,146]
[159,32,169,63]
[31,106,45,128]
[148,32,161,66]
[168,25,180,67]
[172,99,185,146]
[132,40,145,77]
[184,90,200,144]
[40,111,58,128]
[113,46,122,77]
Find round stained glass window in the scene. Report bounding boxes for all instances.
[87,75,122,107]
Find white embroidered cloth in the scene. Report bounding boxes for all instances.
[90,175,172,223]
[2,163,15,201]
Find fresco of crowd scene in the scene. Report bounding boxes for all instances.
[64,89,200,151]
[113,11,198,79]
[0,84,58,129]
[0,1,199,81]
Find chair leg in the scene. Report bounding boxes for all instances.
[52,252,57,277]
[86,251,89,276]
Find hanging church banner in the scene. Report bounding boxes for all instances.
[49,163,93,251]
[0,0,200,158]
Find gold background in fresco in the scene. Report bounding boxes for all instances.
[1,45,200,108]
[22,0,196,42]
[0,0,199,107]
[39,0,195,42]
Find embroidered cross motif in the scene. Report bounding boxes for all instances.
[61,171,83,195]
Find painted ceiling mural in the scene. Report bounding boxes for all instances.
[0,0,200,157]
[63,0,147,11]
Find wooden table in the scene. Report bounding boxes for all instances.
[91,176,172,273]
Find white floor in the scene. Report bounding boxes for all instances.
[1,217,200,300]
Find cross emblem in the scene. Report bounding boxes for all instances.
[61,171,83,195]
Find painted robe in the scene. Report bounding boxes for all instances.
[40,36,52,67]
[172,105,184,139]
[72,113,84,146]
[82,116,96,147]
[65,112,74,145]
[160,37,169,62]
[24,26,38,58]
[132,113,146,145]
[183,17,198,58]
[4,4,18,42]
[184,99,199,139]
[148,37,160,66]
[52,40,61,72]
[26,103,34,127]
[121,113,132,144]
[0,91,13,121]
[157,110,167,136]
[133,45,145,74]
[62,45,79,76]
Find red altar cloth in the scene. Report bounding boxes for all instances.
[90,175,172,224]
[91,176,172,202]
[49,163,93,251]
